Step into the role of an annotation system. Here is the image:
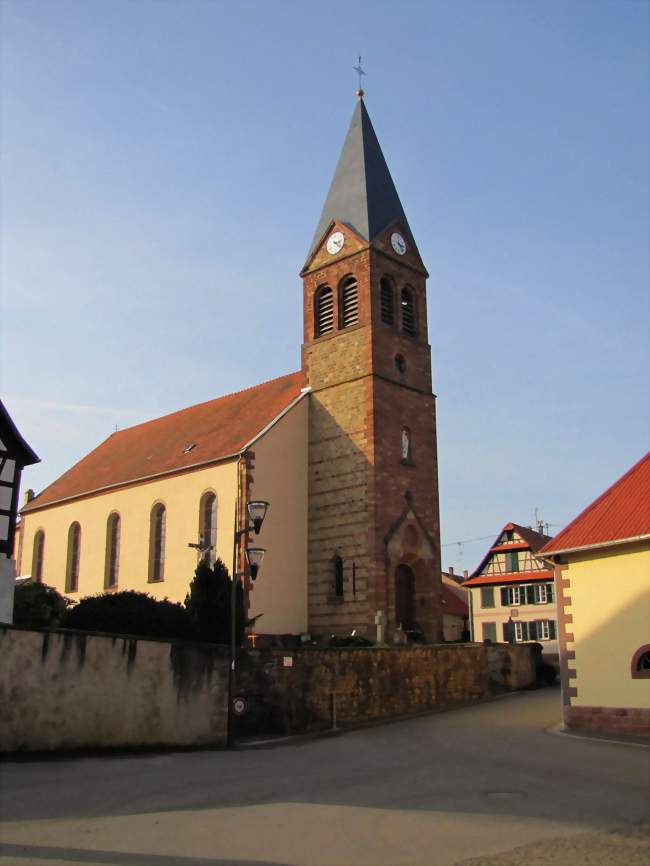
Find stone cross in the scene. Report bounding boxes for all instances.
[374,609,386,643]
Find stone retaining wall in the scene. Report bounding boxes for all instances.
[0,625,229,752]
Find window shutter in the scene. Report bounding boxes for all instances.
[547,583,554,603]
[401,288,416,336]
[526,585,535,605]
[549,620,556,639]
[500,587,508,606]
[316,287,334,336]
[380,278,394,325]
[341,277,359,328]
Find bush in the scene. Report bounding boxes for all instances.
[328,634,374,648]
[184,558,244,645]
[13,581,71,629]
[61,591,196,641]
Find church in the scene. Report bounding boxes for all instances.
[17,90,444,643]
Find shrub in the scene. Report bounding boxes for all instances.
[184,558,244,645]
[61,591,196,641]
[328,634,374,648]
[13,581,71,629]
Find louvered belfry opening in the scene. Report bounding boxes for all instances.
[340,275,359,328]
[401,287,416,336]
[380,277,394,325]
[315,285,334,337]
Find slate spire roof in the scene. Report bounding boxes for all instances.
[309,95,415,256]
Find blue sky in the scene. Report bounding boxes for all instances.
[1,0,648,574]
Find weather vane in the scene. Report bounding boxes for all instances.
[353,55,365,97]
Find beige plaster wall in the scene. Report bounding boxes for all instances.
[246,398,309,634]
[18,461,239,605]
[0,625,228,752]
[468,585,559,655]
[564,544,650,709]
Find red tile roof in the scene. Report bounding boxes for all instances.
[441,584,469,617]
[463,570,554,587]
[540,452,650,556]
[23,371,307,513]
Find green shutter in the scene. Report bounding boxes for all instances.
[547,583,554,603]
[549,620,556,639]
[481,587,495,608]
[500,587,508,606]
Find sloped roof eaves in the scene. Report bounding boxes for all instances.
[469,522,552,579]
[540,452,650,556]
[0,399,40,466]
[463,570,555,587]
[22,372,308,515]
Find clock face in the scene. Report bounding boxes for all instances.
[326,231,345,255]
[391,232,407,256]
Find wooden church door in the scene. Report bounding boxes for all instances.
[395,564,416,630]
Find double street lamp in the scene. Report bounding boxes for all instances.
[228,497,269,747]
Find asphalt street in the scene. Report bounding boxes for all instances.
[0,689,648,866]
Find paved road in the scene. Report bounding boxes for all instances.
[0,689,648,865]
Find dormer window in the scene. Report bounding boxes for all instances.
[340,275,359,329]
[315,285,334,337]
[401,287,417,336]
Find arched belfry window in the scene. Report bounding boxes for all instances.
[65,522,81,592]
[149,503,166,582]
[340,275,359,329]
[334,555,344,598]
[401,287,417,336]
[380,277,394,326]
[32,530,45,582]
[315,285,334,337]
[199,491,217,564]
[105,512,121,589]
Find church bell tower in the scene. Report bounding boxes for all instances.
[301,91,443,642]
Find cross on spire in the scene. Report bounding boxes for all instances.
[353,55,365,98]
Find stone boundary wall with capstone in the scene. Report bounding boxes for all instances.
[233,642,537,738]
[0,625,536,752]
[0,624,230,753]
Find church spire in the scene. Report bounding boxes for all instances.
[309,97,415,257]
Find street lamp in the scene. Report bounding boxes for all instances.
[228,490,269,747]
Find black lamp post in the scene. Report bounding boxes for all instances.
[227,497,269,747]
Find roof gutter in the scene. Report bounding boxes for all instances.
[539,533,650,560]
[21,387,312,516]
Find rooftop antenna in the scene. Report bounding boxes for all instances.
[353,55,365,98]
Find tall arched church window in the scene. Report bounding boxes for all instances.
[199,492,217,564]
[65,522,81,592]
[32,530,45,582]
[340,275,359,328]
[105,513,121,588]
[149,503,166,582]
[315,285,334,337]
[380,277,394,326]
[401,287,417,336]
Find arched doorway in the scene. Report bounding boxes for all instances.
[395,564,416,630]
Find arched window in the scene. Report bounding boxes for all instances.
[340,275,359,328]
[199,491,217,564]
[65,522,81,592]
[315,285,334,337]
[334,555,344,598]
[32,530,45,582]
[105,513,121,589]
[631,645,650,679]
[401,287,417,336]
[149,503,166,582]
[380,277,394,326]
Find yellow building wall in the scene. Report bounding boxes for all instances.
[468,586,559,655]
[246,397,309,635]
[19,461,239,605]
[565,543,650,709]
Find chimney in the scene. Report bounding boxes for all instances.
[463,570,469,579]
[448,566,454,577]
[23,489,35,506]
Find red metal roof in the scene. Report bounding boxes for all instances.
[23,371,307,513]
[441,584,469,617]
[540,452,650,556]
[463,570,554,587]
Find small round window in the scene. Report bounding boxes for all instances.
[395,354,407,374]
